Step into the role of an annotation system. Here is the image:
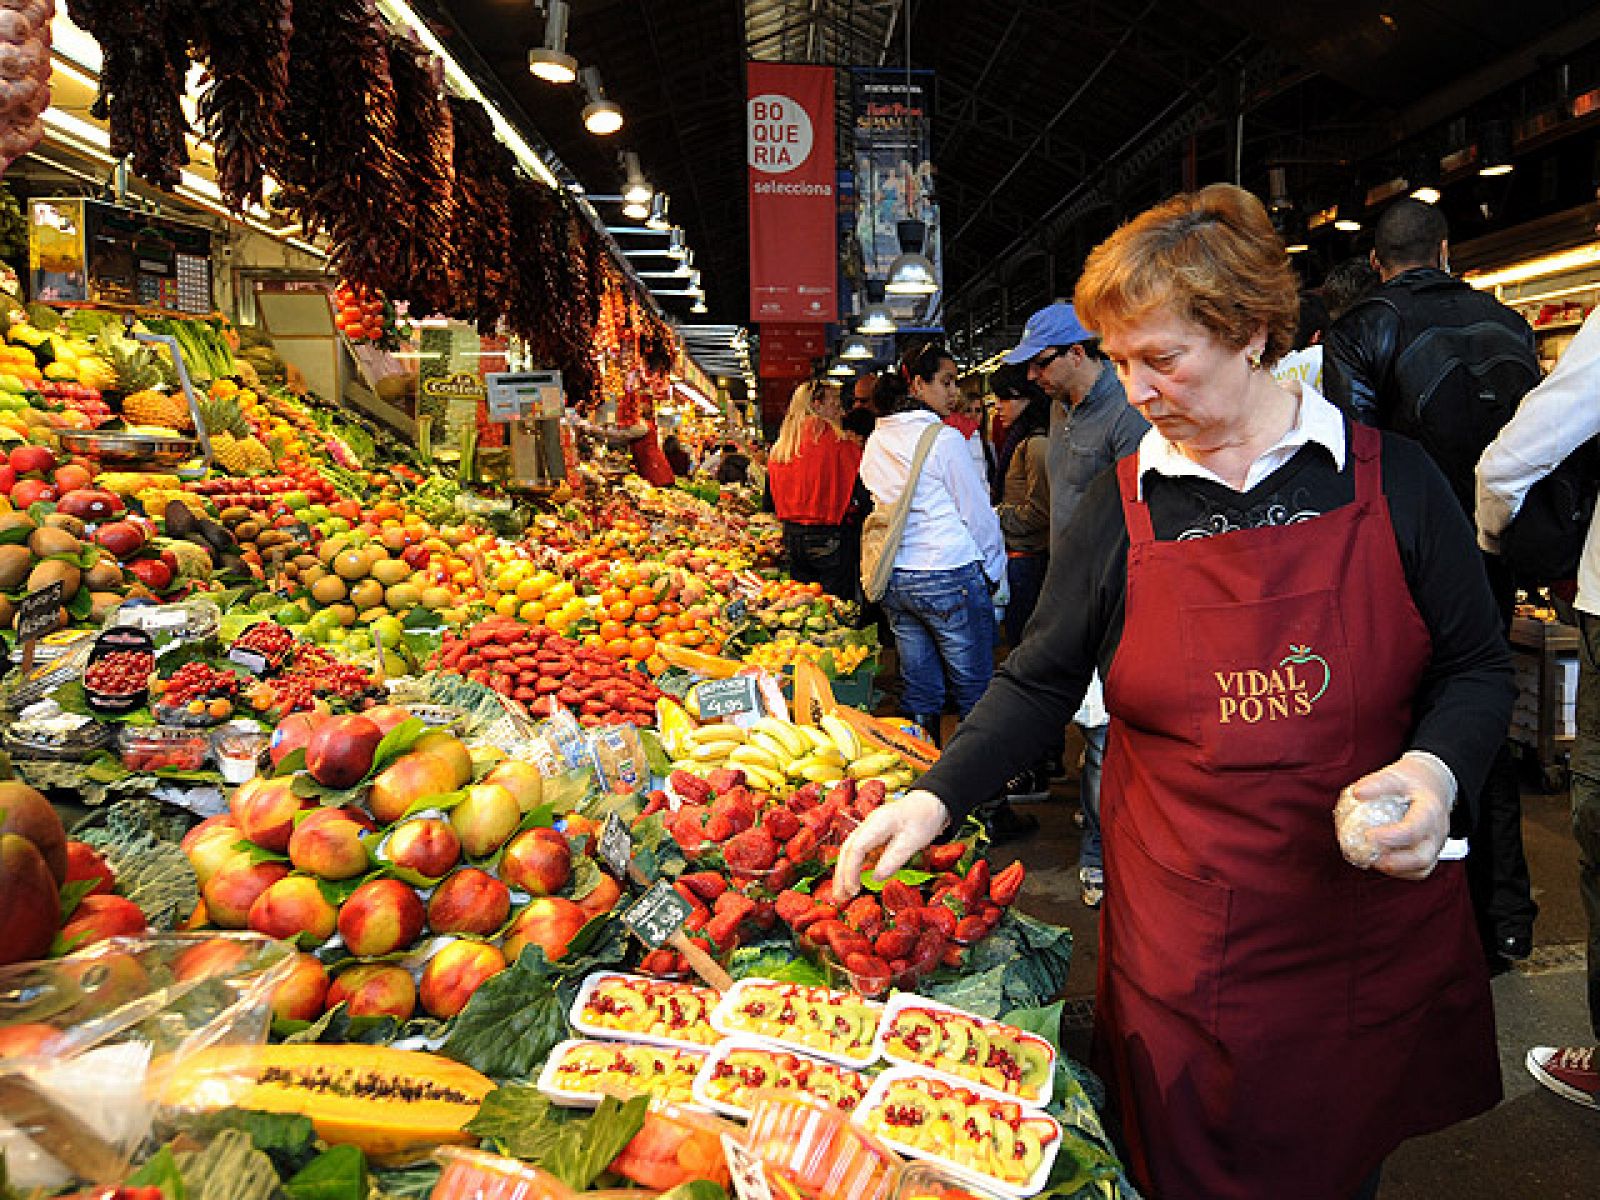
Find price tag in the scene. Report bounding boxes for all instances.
[283,521,313,544]
[598,811,633,880]
[723,598,749,624]
[721,1134,774,1200]
[228,645,270,675]
[15,581,63,644]
[623,878,693,949]
[694,676,761,720]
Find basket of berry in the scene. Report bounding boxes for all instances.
[82,628,156,716]
[150,660,243,727]
[228,621,296,675]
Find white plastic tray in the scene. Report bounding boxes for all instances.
[709,977,883,1069]
[568,970,723,1050]
[536,1037,708,1110]
[853,1067,1063,1199]
[690,1035,874,1122]
[872,993,1055,1109]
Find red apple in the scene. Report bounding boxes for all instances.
[249,874,338,942]
[203,860,290,929]
[95,520,148,560]
[0,833,58,966]
[10,479,55,508]
[369,750,463,824]
[359,705,414,736]
[271,952,330,1022]
[500,828,572,896]
[503,896,588,963]
[59,894,146,948]
[9,445,55,476]
[270,711,325,768]
[382,817,460,880]
[337,877,425,956]
[305,714,384,789]
[0,464,14,495]
[326,963,415,1021]
[419,939,505,1018]
[287,808,372,880]
[427,867,511,935]
[231,776,311,853]
[127,557,174,592]
[52,463,92,494]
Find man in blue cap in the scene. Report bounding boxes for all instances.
[1002,301,1148,905]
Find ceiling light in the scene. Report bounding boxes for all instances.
[1410,186,1441,204]
[622,199,649,220]
[828,361,854,377]
[621,151,652,206]
[580,67,623,135]
[886,251,938,295]
[667,227,687,259]
[858,302,897,335]
[1333,212,1362,233]
[645,193,671,231]
[839,334,872,360]
[1478,119,1514,177]
[690,297,708,314]
[527,0,577,84]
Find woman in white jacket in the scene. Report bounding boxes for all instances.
[861,340,1006,745]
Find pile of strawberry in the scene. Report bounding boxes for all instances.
[636,767,1025,994]
[431,616,661,726]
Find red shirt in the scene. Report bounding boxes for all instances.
[768,424,863,525]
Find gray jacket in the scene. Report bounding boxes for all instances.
[1047,361,1149,538]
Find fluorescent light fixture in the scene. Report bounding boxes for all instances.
[858,302,897,334]
[1410,186,1441,204]
[580,67,623,135]
[1466,243,1600,290]
[1285,239,1309,255]
[885,250,938,295]
[622,151,652,205]
[828,361,854,377]
[528,0,577,84]
[622,198,649,220]
[667,228,687,259]
[1333,215,1362,233]
[1478,120,1514,177]
[690,297,708,314]
[839,334,872,360]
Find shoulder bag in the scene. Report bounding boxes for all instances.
[860,422,943,603]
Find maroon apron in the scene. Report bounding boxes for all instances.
[1095,425,1499,1199]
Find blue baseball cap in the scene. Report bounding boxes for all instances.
[1003,302,1096,364]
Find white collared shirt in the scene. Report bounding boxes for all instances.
[1135,381,1347,497]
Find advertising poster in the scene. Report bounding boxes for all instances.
[851,68,941,320]
[748,62,837,323]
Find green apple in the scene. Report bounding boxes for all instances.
[372,615,405,649]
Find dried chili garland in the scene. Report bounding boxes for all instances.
[445,96,515,331]
[185,0,293,213]
[66,0,190,189]
[385,31,456,314]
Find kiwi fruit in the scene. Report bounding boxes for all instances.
[42,513,86,538]
[234,521,262,543]
[0,596,15,629]
[28,526,82,560]
[83,559,123,591]
[219,506,253,525]
[0,544,32,590]
[88,592,122,622]
[0,512,36,540]
[26,558,81,602]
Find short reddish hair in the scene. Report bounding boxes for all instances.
[1074,184,1299,367]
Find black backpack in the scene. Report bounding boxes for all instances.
[1370,287,1540,512]
[1500,436,1600,586]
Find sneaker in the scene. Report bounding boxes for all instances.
[1079,865,1104,909]
[1003,769,1050,801]
[1526,1046,1600,1109]
[1497,930,1533,960]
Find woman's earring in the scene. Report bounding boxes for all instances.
[1248,350,1263,370]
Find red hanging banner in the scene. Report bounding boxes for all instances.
[748,62,837,324]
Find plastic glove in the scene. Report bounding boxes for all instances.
[1333,751,1455,880]
[833,789,951,900]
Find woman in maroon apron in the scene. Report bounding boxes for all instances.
[836,185,1510,1198]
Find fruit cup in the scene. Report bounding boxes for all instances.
[430,1148,573,1200]
[743,1091,903,1200]
[212,721,270,783]
[892,1163,1010,1200]
[607,1102,737,1191]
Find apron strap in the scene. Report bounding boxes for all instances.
[1116,454,1155,546]
[1350,421,1382,504]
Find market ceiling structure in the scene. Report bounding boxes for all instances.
[428,0,1600,362]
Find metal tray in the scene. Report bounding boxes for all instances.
[58,429,199,465]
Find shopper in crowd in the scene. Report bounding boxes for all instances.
[1321,254,1380,321]
[662,432,692,477]
[837,184,1512,1200]
[1272,289,1330,392]
[945,379,993,488]
[860,339,1005,749]
[1324,198,1540,969]
[715,441,751,485]
[1478,303,1600,1111]
[988,364,1052,645]
[1007,299,1148,896]
[843,373,880,439]
[768,378,865,602]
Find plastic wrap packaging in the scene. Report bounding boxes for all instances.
[1333,787,1410,868]
[0,933,294,1190]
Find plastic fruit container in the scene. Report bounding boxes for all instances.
[873,995,1056,1108]
[710,978,883,1068]
[892,1162,1010,1200]
[430,1148,573,1200]
[536,1038,706,1110]
[692,1037,873,1121]
[743,1091,902,1200]
[212,721,269,784]
[607,1102,736,1191]
[119,724,210,772]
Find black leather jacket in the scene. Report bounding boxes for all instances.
[1322,267,1536,427]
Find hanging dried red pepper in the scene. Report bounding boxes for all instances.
[66,0,190,189]
[385,30,456,315]
[185,0,292,212]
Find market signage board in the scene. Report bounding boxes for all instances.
[695,676,761,719]
[748,63,837,324]
[598,811,633,880]
[624,879,694,949]
[16,581,63,668]
[485,371,563,422]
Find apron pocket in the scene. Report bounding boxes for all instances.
[1349,870,1462,1030]
[1108,816,1232,1039]
[1180,588,1356,773]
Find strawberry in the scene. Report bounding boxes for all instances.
[788,782,822,811]
[724,826,780,871]
[881,879,921,915]
[811,878,839,909]
[960,859,991,907]
[856,779,888,813]
[942,944,967,969]
[705,911,743,951]
[843,895,885,937]
[706,767,747,793]
[640,790,669,818]
[922,904,959,937]
[713,891,758,924]
[679,871,727,902]
[669,771,712,805]
[639,948,678,976]
[826,925,872,961]
[893,906,925,933]
[774,889,813,924]
[922,842,965,871]
[844,952,891,997]
[792,903,838,932]
[704,813,737,843]
[785,827,821,863]
[764,807,801,841]
[831,779,857,808]
[954,915,989,945]
[766,857,799,891]
[990,861,1026,906]
[875,928,916,960]
[709,787,757,836]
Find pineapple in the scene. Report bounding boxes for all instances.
[106,340,164,394]
[197,393,249,439]
[123,388,192,431]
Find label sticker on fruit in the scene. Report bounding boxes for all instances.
[625,879,694,948]
[15,579,63,644]
[722,1133,774,1200]
[695,676,761,720]
[599,812,633,879]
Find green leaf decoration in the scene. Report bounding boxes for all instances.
[440,946,569,1080]
[127,1144,187,1200]
[284,1145,367,1200]
[368,718,429,777]
[272,748,306,777]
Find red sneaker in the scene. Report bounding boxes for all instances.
[1526,1046,1600,1110]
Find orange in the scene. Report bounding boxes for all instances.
[660,600,683,616]
[600,586,626,608]
[605,637,632,657]
[680,629,705,647]
[599,620,627,642]
[629,635,655,659]
[627,584,655,606]
[494,594,519,618]
[609,600,636,622]
[519,601,547,624]
[583,633,605,649]
[634,604,660,625]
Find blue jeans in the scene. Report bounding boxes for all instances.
[883,561,996,719]
[1078,721,1106,871]
[1004,552,1048,646]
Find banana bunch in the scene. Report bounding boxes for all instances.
[668,712,917,794]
